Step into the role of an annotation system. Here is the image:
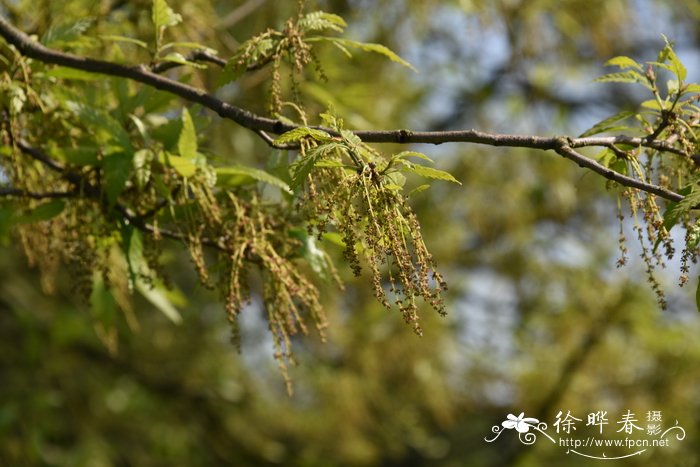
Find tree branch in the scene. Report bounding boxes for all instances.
[0,16,688,204]
[0,187,76,199]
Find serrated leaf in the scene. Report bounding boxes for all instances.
[15,200,65,224]
[299,11,347,33]
[42,18,94,47]
[394,151,434,163]
[579,110,636,137]
[604,56,642,71]
[661,39,687,81]
[70,103,132,151]
[178,108,197,160]
[594,70,647,86]
[401,163,461,185]
[289,142,345,188]
[216,165,292,194]
[152,0,182,30]
[310,37,416,72]
[99,35,149,49]
[340,129,362,146]
[684,83,700,94]
[273,127,332,145]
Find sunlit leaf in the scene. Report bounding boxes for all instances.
[578,110,635,137]
[178,108,197,160]
[604,56,642,71]
[401,162,461,184]
[152,0,182,30]
[216,166,292,194]
[46,67,101,81]
[158,152,197,177]
[308,37,417,72]
[273,127,333,145]
[299,11,347,33]
[393,151,434,163]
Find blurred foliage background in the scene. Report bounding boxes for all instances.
[2,0,700,465]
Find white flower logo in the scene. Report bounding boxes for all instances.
[502,413,540,433]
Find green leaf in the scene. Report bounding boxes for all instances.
[393,151,434,163]
[273,127,333,145]
[152,0,182,30]
[661,37,687,81]
[578,110,636,137]
[42,18,94,47]
[50,146,100,166]
[321,232,345,248]
[178,108,197,160]
[15,200,65,224]
[408,184,431,197]
[594,70,649,88]
[160,42,217,54]
[289,142,345,188]
[121,225,183,323]
[401,162,461,185]
[384,171,406,188]
[216,165,292,194]
[604,56,642,71]
[298,11,347,33]
[99,35,149,49]
[158,152,197,178]
[133,149,153,189]
[136,281,182,324]
[70,103,133,152]
[90,273,118,328]
[45,67,101,81]
[640,99,668,111]
[159,52,207,69]
[684,83,700,94]
[309,37,417,72]
[104,152,134,205]
[289,228,335,282]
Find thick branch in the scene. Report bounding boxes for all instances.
[0,17,688,204]
[0,187,75,199]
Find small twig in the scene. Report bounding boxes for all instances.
[0,187,76,199]
[554,140,683,203]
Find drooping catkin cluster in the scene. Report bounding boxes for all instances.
[297,143,447,336]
